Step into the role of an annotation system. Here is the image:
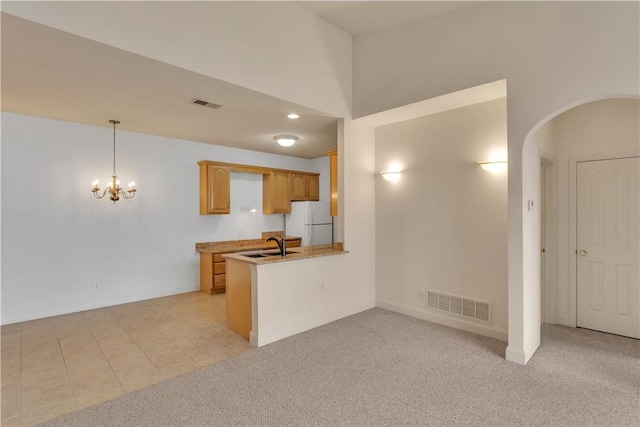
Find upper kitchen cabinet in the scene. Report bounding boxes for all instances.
[198,162,230,215]
[290,172,320,202]
[263,171,291,214]
[327,150,338,216]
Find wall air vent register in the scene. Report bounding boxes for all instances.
[427,290,491,323]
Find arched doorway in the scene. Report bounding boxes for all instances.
[521,96,639,342]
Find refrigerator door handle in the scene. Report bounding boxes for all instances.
[306,202,313,225]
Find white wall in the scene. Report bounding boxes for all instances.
[526,121,556,326]
[550,99,640,327]
[374,99,508,340]
[250,252,365,347]
[341,119,377,310]
[354,0,639,364]
[0,113,324,324]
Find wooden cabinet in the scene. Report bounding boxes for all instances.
[226,259,252,340]
[327,150,338,216]
[198,163,230,215]
[197,160,321,215]
[290,173,306,201]
[307,175,319,201]
[290,173,320,202]
[200,253,228,294]
[263,171,291,214]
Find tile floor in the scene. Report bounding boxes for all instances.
[0,292,253,426]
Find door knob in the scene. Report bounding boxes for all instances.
[579,250,587,256]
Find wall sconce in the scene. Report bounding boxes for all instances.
[478,160,507,172]
[91,120,137,204]
[380,171,402,182]
[240,207,258,216]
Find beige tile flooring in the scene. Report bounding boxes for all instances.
[0,292,253,426]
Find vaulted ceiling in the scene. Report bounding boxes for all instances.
[1,2,482,159]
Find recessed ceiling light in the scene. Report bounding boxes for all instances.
[274,135,298,147]
[287,113,300,119]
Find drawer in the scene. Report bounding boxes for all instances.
[214,274,226,289]
[213,254,225,263]
[214,261,226,275]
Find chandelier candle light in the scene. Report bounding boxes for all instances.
[91,120,137,204]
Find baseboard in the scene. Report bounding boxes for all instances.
[1,284,199,325]
[556,315,571,327]
[376,300,508,342]
[506,334,541,365]
[251,301,375,347]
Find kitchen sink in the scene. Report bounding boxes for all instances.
[240,251,295,258]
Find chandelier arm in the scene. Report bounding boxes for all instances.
[93,189,108,199]
[121,190,135,199]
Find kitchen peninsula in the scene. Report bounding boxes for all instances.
[195,232,302,294]
[224,243,348,347]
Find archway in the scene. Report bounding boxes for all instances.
[519,94,639,354]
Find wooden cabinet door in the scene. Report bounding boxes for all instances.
[290,173,306,201]
[207,165,230,214]
[306,175,320,201]
[263,171,291,214]
[291,173,319,201]
[199,164,230,214]
[272,171,291,213]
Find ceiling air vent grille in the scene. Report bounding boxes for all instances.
[426,290,491,323]
[191,99,223,109]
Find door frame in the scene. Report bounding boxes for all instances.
[540,155,557,325]
[569,151,640,327]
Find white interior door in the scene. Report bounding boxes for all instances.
[576,157,639,338]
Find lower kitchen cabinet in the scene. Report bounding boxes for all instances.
[200,253,228,294]
[198,237,301,294]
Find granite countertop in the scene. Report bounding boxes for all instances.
[222,243,347,264]
[195,236,302,254]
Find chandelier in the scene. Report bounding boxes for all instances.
[91,120,137,203]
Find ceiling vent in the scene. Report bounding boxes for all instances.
[191,99,223,109]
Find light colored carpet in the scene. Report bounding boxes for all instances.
[43,308,639,426]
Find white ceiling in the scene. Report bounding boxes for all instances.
[298,1,483,36]
[1,13,337,159]
[1,2,485,159]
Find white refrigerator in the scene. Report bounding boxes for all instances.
[285,201,333,246]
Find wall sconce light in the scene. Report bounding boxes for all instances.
[380,171,402,182]
[478,160,508,172]
[91,120,137,204]
[274,135,298,147]
[240,207,258,216]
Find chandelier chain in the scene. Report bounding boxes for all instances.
[112,120,117,176]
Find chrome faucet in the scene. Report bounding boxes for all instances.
[266,236,286,256]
